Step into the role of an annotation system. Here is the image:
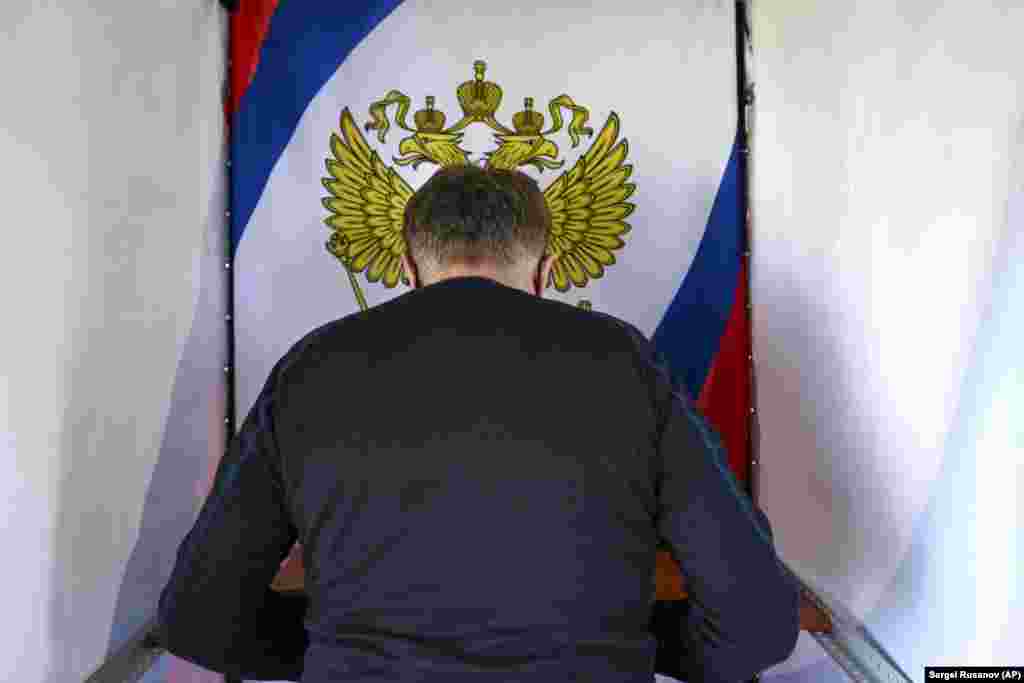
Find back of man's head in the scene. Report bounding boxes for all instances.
[402,165,552,284]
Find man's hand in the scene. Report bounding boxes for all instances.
[270,543,306,594]
[652,551,831,633]
[655,550,688,600]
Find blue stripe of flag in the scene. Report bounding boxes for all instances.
[231,0,405,257]
[652,136,744,399]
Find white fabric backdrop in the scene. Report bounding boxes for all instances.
[752,2,1024,678]
[0,3,227,682]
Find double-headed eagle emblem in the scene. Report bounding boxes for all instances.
[321,60,636,301]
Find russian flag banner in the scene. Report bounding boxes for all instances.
[229,1,748,681]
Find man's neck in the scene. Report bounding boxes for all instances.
[424,266,534,295]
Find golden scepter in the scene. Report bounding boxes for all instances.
[326,234,369,312]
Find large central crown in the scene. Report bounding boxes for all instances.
[456,60,502,120]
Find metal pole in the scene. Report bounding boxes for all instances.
[223,2,240,682]
[223,10,237,480]
[735,0,756,516]
[83,616,165,683]
[781,563,914,683]
[734,4,761,683]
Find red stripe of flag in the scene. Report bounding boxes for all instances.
[696,256,751,484]
[227,0,280,118]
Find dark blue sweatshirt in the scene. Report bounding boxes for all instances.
[158,276,799,682]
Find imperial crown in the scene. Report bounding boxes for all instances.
[456,60,502,120]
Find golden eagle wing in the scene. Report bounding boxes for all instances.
[322,107,413,288]
[542,112,635,292]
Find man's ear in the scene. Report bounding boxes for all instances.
[535,253,557,296]
[400,252,419,289]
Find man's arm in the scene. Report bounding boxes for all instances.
[645,347,799,682]
[157,364,308,681]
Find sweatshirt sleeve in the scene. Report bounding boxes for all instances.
[639,335,800,681]
[156,361,308,681]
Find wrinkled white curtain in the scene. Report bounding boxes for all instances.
[0,2,227,682]
[753,2,1024,679]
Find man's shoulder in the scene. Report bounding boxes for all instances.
[583,307,651,349]
[273,307,375,377]
[538,298,653,355]
[274,290,656,378]
[559,304,681,400]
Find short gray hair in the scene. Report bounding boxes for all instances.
[402,165,551,276]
